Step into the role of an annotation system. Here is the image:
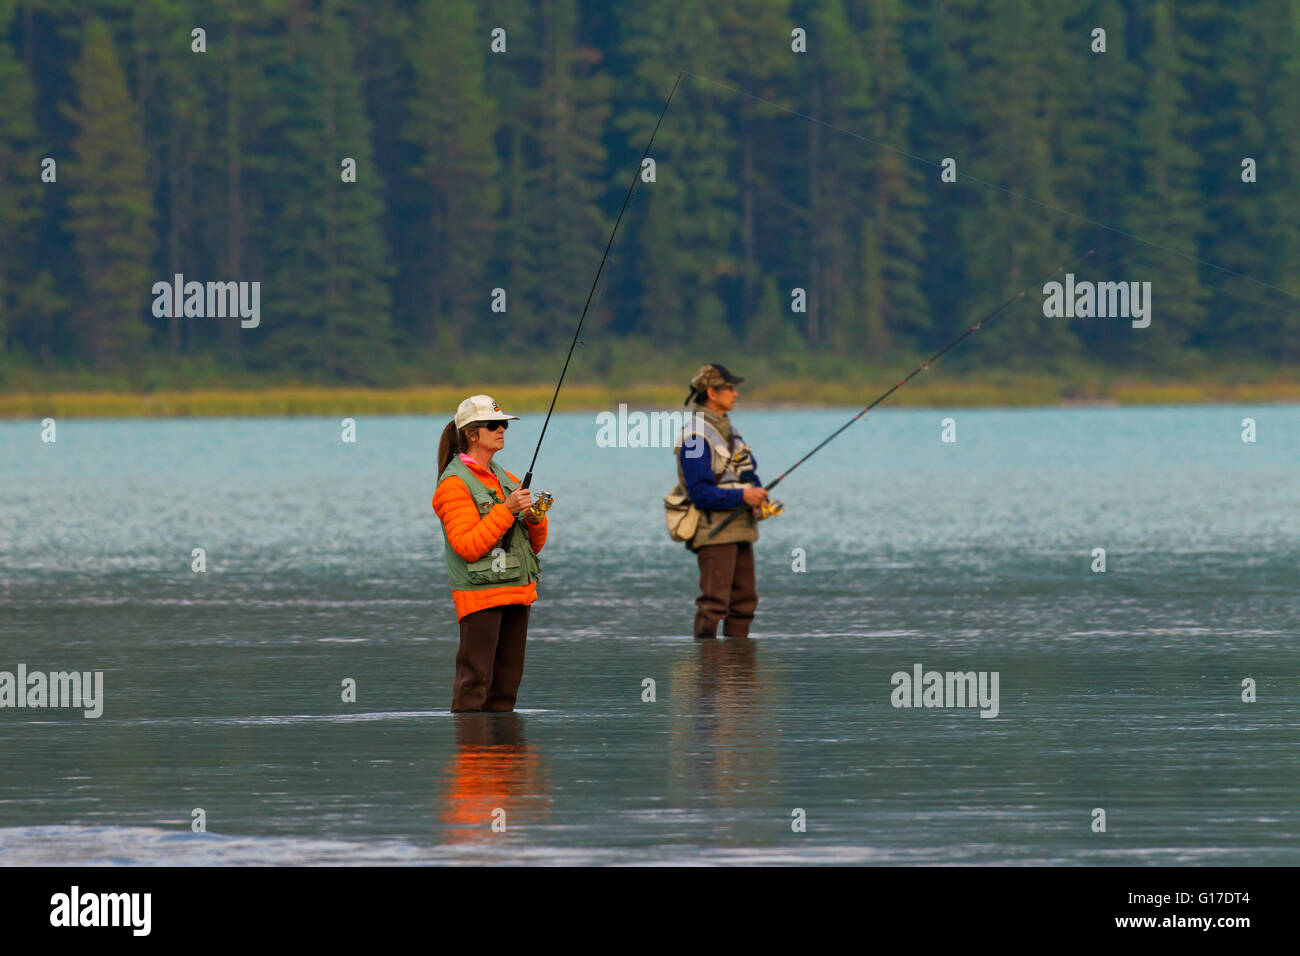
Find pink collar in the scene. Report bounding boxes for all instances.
[459,453,493,477]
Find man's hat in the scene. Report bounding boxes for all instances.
[455,394,521,430]
[684,363,744,406]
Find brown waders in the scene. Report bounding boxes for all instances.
[451,604,530,712]
[693,541,757,639]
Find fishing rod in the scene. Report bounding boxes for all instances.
[706,250,1095,539]
[520,71,686,491]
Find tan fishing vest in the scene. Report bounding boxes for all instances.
[668,405,759,550]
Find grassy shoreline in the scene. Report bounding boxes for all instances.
[3,376,1300,419]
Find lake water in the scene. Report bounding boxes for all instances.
[1,406,1297,864]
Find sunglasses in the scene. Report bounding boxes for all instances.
[474,420,508,432]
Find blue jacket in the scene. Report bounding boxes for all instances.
[680,437,762,511]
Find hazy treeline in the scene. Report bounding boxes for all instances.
[1,0,1297,385]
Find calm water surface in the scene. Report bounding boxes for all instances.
[1,407,1297,864]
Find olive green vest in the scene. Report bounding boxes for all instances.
[437,456,542,589]
[672,405,759,550]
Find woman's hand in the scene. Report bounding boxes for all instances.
[505,488,532,515]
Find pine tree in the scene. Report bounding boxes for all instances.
[59,16,156,366]
[614,0,738,351]
[193,0,292,359]
[799,0,860,352]
[349,1,436,353]
[477,0,539,358]
[258,0,397,381]
[0,0,55,360]
[2,0,1298,381]
[846,0,929,357]
[713,0,795,341]
[131,0,206,354]
[402,0,501,352]
[1121,0,1208,366]
[518,0,614,349]
[899,0,964,357]
[747,272,805,366]
[1181,0,1300,356]
[945,0,1078,368]
[1051,1,1141,360]
[1253,0,1300,361]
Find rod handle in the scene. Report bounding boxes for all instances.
[706,503,748,539]
[520,471,532,490]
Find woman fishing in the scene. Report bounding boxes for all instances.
[433,395,550,713]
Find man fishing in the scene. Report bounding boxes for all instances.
[670,364,770,640]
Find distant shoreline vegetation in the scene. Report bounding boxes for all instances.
[3,377,1298,419]
[4,5,1299,382]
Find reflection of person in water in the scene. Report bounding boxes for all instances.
[696,636,759,711]
[667,638,771,811]
[440,714,548,842]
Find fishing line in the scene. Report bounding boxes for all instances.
[1086,248,1299,318]
[521,72,687,489]
[705,251,1095,539]
[525,68,1286,498]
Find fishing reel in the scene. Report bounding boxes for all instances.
[755,498,784,521]
[525,490,554,522]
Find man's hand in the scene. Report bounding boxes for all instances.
[505,488,532,515]
[742,486,768,507]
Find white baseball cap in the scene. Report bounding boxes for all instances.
[455,394,520,430]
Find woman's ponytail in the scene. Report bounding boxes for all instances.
[437,419,459,475]
[437,418,476,475]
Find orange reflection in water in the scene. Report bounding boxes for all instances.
[439,713,548,842]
